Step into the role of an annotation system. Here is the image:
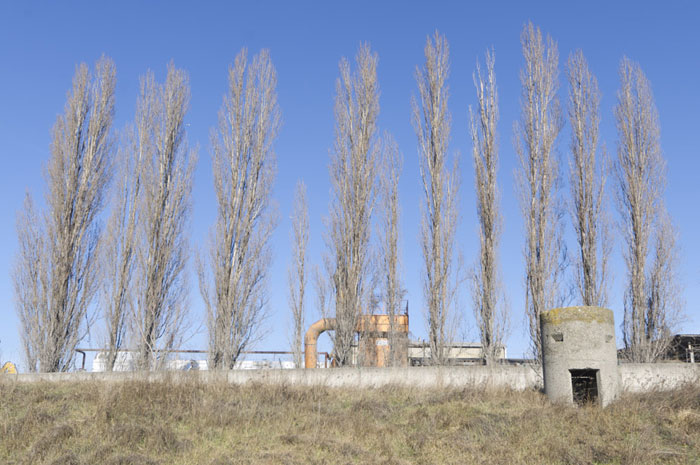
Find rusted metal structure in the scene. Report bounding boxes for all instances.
[304,314,409,368]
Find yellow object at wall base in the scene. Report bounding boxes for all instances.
[1,362,17,374]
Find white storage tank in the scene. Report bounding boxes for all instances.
[91,351,136,372]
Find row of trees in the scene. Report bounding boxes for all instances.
[14,50,279,372]
[13,22,680,372]
[513,24,680,362]
[288,23,681,366]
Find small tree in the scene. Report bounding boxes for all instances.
[469,49,506,365]
[566,50,610,308]
[324,43,380,366]
[615,57,681,362]
[133,64,196,370]
[14,57,116,372]
[288,181,309,368]
[413,31,460,365]
[514,23,565,362]
[378,134,405,366]
[100,126,144,371]
[14,194,45,372]
[198,49,279,370]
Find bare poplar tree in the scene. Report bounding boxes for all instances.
[13,57,116,372]
[378,134,405,366]
[324,44,380,366]
[133,64,196,370]
[646,211,682,358]
[469,49,506,365]
[413,32,460,365]
[198,49,279,370]
[99,121,148,371]
[288,181,309,368]
[514,23,565,362]
[14,195,45,372]
[566,50,610,308]
[615,57,680,362]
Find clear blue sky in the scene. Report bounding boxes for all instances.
[1,1,698,367]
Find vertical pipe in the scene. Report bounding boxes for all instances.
[690,344,695,364]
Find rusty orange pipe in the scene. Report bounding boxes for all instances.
[304,318,336,369]
[355,314,408,333]
[303,315,409,368]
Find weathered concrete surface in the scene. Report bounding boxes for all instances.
[3,366,542,390]
[541,306,620,406]
[3,364,697,395]
[620,363,700,392]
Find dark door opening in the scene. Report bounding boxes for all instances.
[569,369,599,406]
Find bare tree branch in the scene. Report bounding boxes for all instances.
[412,31,461,365]
[566,50,610,308]
[514,23,565,362]
[615,57,682,362]
[14,194,45,372]
[324,43,380,366]
[288,181,309,368]
[646,210,682,358]
[99,120,148,371]
[14,57,116,372]
[198,49,279,370]
[378,133,405,366]
[133,63,196,370]
[469,49,506,365]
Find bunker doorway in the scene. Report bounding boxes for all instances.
[569,369,599,406]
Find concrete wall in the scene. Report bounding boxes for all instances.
[407,343,507,361]
[619,363,700,392]
[4,365,542,391]
[4,364,697,394]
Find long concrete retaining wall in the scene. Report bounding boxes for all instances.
[3,363,697,393]
[3,365,541,390]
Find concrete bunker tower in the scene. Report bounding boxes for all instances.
[540,306,620,406]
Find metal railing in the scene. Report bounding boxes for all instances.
[75,348,331,371]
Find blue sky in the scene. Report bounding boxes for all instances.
[1,1,698,367]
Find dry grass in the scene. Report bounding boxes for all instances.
[1,377,699,464]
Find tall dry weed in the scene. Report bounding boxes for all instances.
[1,379,698,464]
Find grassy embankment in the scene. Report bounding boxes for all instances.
[1,378,699,464]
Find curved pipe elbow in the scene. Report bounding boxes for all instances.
[304,318,335,368]
[304,318,335,345]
